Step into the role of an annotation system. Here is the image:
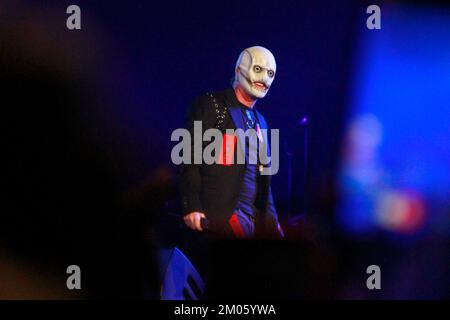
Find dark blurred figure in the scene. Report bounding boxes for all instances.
[0,4,160,299]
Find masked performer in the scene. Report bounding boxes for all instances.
[180,46,283,239]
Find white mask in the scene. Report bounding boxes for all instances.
[234,46,276,99]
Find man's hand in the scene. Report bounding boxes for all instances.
[183,212,206,231]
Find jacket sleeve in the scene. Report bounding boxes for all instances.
[179,94,215,216]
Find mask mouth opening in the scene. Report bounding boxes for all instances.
[252,81,268,91]
[238,70,269,93]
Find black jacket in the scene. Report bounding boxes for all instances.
[179,87,280,237]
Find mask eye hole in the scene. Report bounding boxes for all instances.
[253,65,262,73]
[268,70,275,78]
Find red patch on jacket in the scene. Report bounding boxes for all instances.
[217,133,236,166]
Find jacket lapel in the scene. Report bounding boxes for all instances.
[224,88,245,131]
[228,105,246,161]
[255,110,269,153]
[255,110,271,167]
[224,89,246,159]
[228,105,245,131]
